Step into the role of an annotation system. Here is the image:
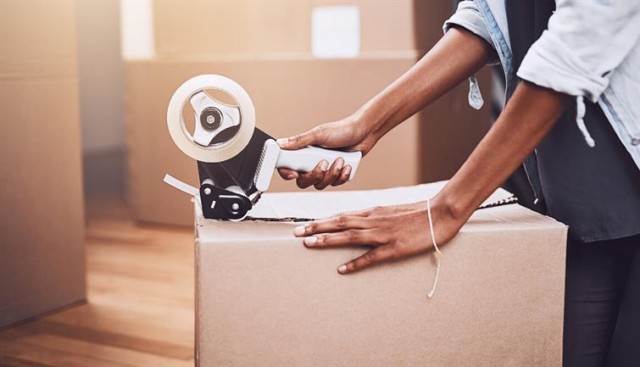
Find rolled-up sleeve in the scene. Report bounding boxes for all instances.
[517,0,640,102]
[443,0,499,64]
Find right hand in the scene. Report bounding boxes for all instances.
[277,115,378,190]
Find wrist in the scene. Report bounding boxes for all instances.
[354,98,392,139]
[431,188,475,225]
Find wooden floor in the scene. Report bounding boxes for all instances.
[0,195,195,366]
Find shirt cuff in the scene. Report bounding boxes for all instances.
[443,1,499,65]
[517,30,610,102]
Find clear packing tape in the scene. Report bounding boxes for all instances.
[163,174,313,222]
[166,75,256,163]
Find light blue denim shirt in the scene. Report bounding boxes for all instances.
[444,0,640,173]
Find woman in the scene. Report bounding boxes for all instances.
[277,1,640,366]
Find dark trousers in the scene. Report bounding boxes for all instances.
[563,235,640,367]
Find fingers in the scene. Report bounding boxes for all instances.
[287,159,351,190]
[291,201,441,275]
[276,124,354,189]
[331,165,351,186]
[302,229,382,249]
[277,168,298,181]
[314,158,344,190]
[295,160,329,189]
[338,246,397,274]
[294,215,372,237]
[277,128,319,150]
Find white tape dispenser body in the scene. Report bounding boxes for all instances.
[165,74,361,220]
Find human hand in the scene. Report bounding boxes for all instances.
[292,196,464,274]
[276,115,378,190]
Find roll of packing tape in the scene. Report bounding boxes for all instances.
[167,74,256,162]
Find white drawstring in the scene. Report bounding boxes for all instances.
[468,76,484,110]
[576,96,595,147]
[426,198,442,298]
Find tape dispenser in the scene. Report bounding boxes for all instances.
[165,75,362,221]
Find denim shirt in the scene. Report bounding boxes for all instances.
[444,0,640,176]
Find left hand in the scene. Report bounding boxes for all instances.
[293,198,464,274]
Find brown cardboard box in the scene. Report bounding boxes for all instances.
[195,182,567,366]
[126,57,421,226]
[0,0,77,80]
[0,1,85,328]
[152,0,420,58]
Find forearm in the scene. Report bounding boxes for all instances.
[358,27,493,140]
[437,81,571,221]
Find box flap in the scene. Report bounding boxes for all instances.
[196,181,565,243]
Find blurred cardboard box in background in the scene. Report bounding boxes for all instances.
[151,0,420,57]
[126,0,492,226]
[0,1,86,328]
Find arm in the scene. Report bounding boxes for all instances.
[277,27,493,189]
[356,26,493,143]
[296,81,570,274]
[433,82,570,231]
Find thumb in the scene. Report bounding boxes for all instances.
[277,129,319,150]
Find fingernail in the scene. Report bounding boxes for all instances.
[320,160,329,171]
[335,158,344,170]
[338,264,347,274]
[293,225,306,236]
[344,165,352,176]
[304,236,318,246]
[276,138,288,147]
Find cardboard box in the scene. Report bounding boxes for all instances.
[126,57,422,226]
[0,0,77,80]
[195,182,567,366]
[152,0,421,58]
[0,1,85,328]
